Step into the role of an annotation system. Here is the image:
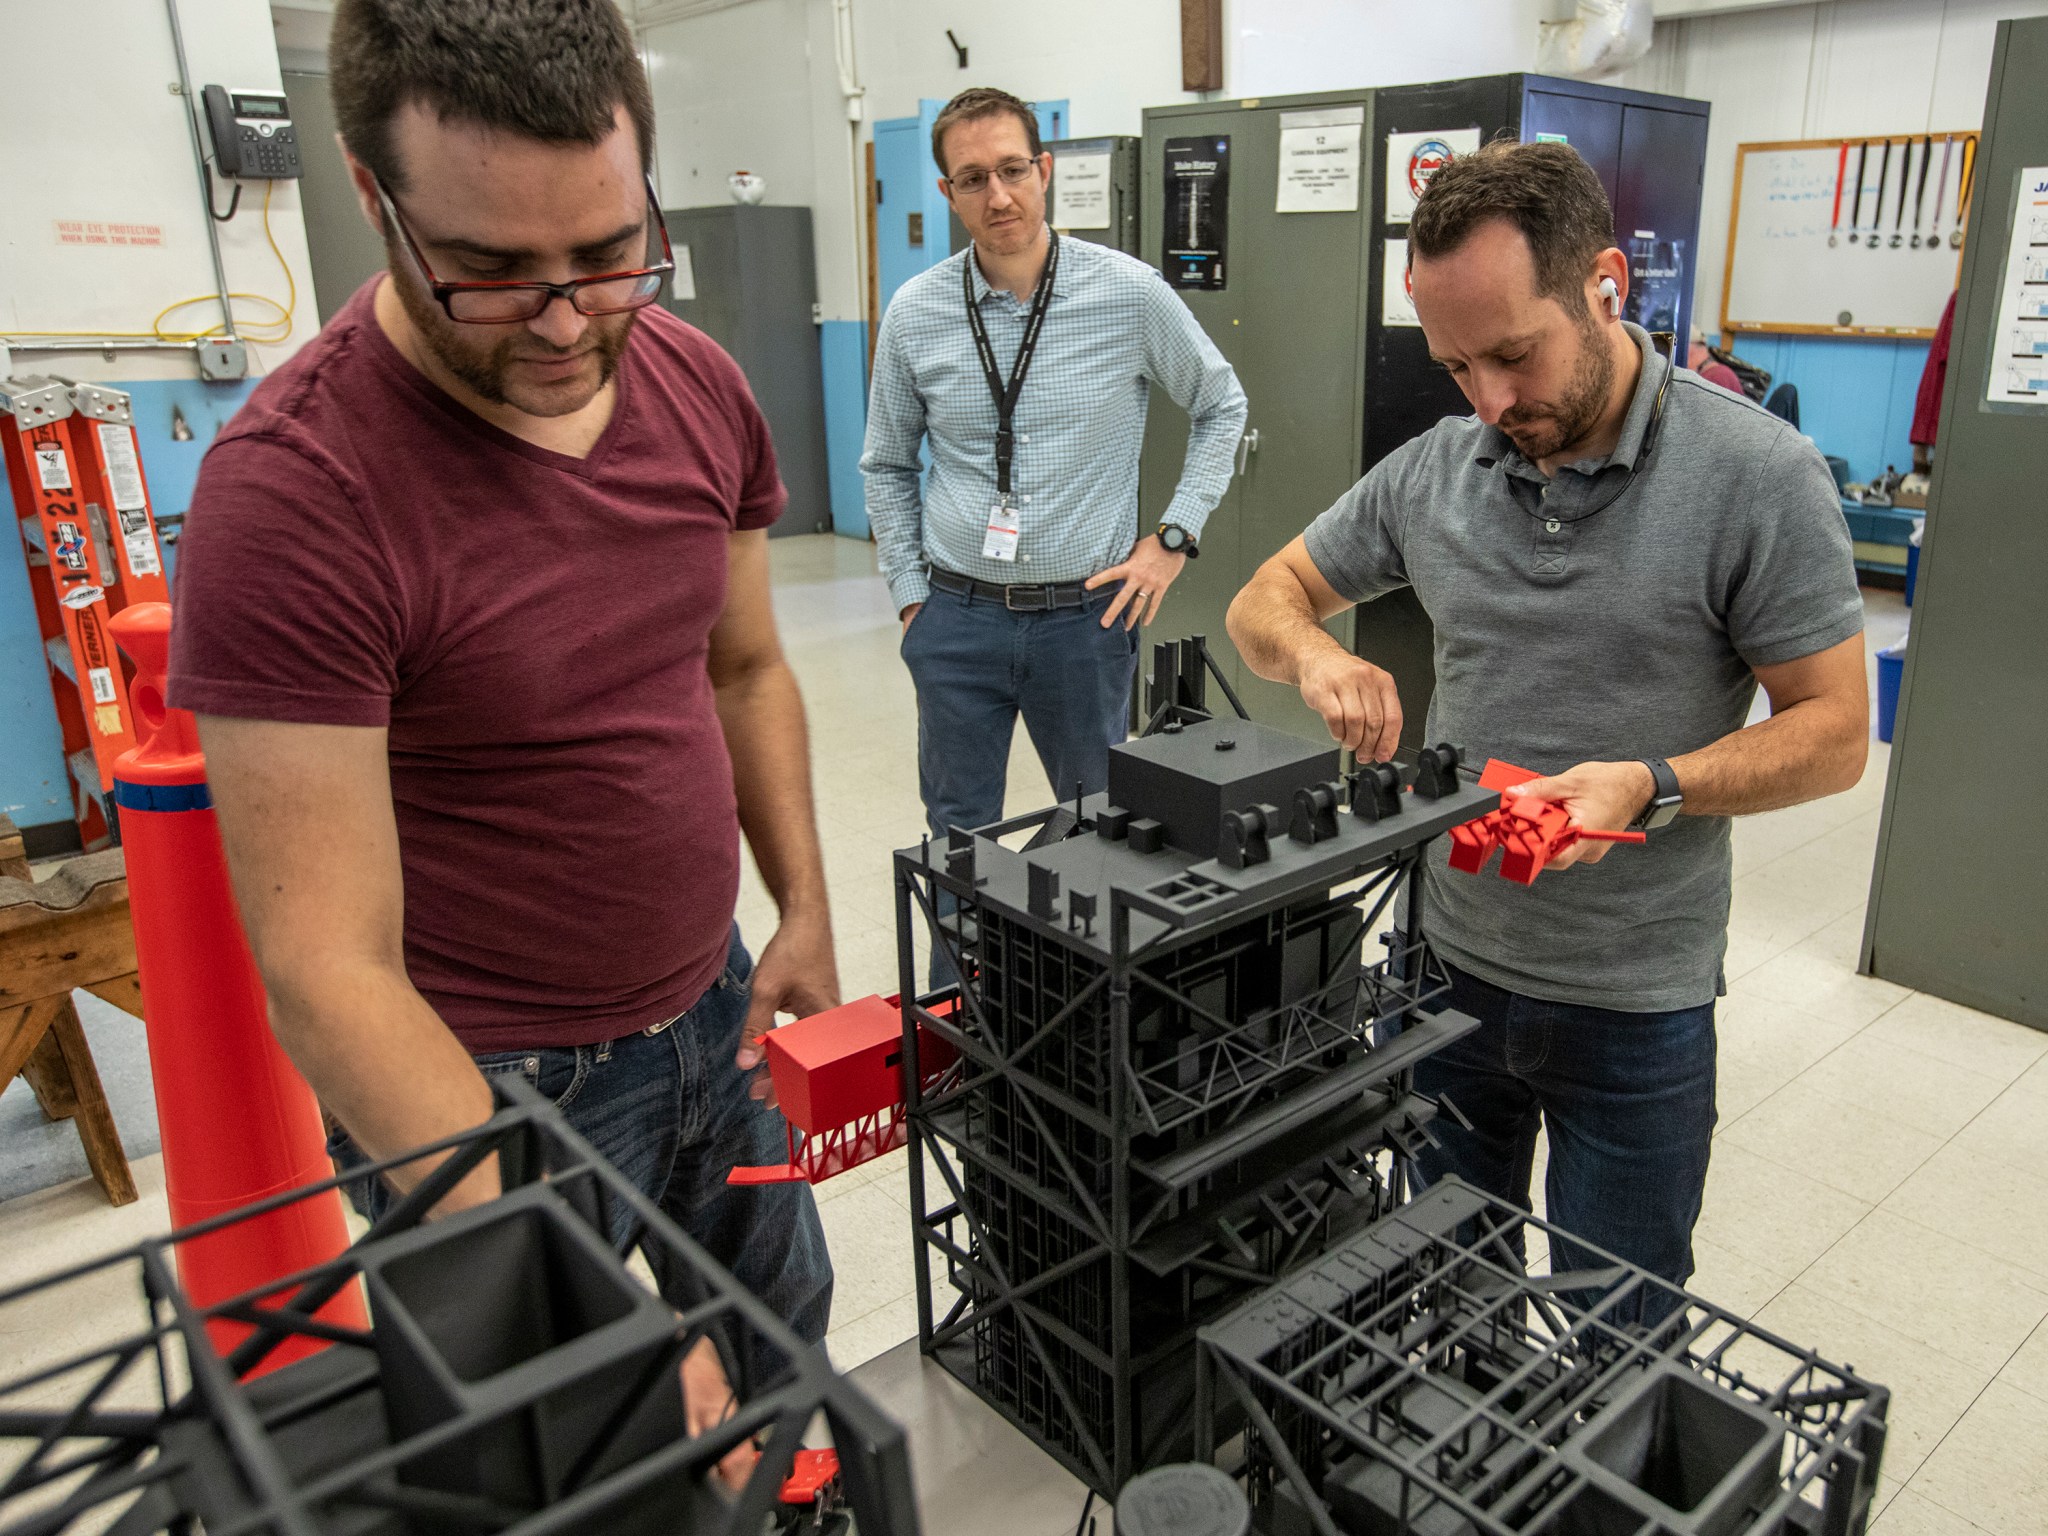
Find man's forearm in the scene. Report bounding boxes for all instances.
[1166,395,1248,536]
[716,658,829,917]
[1669,696,1867,817]
[1228,565,1352,683]
[267,959,499,1207]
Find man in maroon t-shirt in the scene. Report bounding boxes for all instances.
[1688,327,1746,396]
[167,0,835,1426]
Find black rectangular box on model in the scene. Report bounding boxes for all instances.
[1106,715,1338,861]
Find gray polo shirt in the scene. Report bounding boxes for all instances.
[1303,325,1863,1012]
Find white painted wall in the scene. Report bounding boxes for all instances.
[1617,0,2048,331]
[0,0,318,383]
[635,0,1574,323]
[220,0,2045,346]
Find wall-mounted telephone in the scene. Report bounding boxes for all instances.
[202,85,302,179]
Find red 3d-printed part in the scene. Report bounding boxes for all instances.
[780,1447,842,1505]
[727,994,959,1186]
[1447,758,1646,884]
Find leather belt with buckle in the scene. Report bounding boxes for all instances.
[927,566,1090,612]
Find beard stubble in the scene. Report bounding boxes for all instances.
[383,240,637,416]
[1497,308,1616,465]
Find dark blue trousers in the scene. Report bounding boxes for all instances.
[900,582,1138,841]
[1413,962,1719,1326]
[901,583,1138,987]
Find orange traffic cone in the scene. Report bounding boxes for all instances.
[108,602,366,1367]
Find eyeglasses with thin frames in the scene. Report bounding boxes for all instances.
[946,158,1041,197]
[376,174,675,324]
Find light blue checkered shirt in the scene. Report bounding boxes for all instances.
[861,233,1248,612]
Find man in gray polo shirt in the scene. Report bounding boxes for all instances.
[1227,142,1868,1317]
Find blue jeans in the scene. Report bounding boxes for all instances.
[902,583,1138,986]
[1412,962,1717,1326]
[330,927,833,1346]
[901,581,1139,842]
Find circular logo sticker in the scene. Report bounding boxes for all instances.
[1408,139,1456,200]
[59,584,105,611]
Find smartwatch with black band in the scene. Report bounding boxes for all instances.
[1632,757,1684,831]
[1157,523,1199,558]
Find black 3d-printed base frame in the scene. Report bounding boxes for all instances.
[0,1080,917,1536]
[892,728,1499,1495]
[1195,1180,1889,1536]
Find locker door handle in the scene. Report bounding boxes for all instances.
[1236,427,1260,476]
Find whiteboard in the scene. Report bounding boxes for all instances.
[1722,135,1975,339]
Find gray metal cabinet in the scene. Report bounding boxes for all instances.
[1138,91,1376,740]
[1863,17,2048,1030]
[659,205,830,536]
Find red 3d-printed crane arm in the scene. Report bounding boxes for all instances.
[1447,759,1646,885]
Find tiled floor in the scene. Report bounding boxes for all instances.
[4,533,2043,1534]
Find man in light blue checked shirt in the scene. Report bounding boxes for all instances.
[862,87,1246,864]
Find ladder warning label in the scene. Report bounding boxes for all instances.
[123,532,162,578]
[34,446,69,490]
[96,424,147,512]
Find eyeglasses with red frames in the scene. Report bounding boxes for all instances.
[376,174,675,324]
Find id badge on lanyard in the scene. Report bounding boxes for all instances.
[982,499,1021,561]
[966,231,1059,567]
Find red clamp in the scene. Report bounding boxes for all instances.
[780,1447,842,1507]
[1447,759,1646,885]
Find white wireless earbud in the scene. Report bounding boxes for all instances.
[1598,276,1622,319]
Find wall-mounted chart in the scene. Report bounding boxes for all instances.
[1985,163,2048,406]
[1722,131,1978,339]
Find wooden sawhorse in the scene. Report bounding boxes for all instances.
[0,815,142,1206]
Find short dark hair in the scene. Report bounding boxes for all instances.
[1409,140,1615,314]
[330,0,655,193]
[931,87,1042,178]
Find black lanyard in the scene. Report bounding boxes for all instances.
[964,230,1060,502]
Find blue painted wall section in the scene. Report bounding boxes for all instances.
[0,375,257,834]
[1714,332,1931,485]
[0,510,68,830]
[819,320,869,538]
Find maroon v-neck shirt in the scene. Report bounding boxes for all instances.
[169,279,785,1050]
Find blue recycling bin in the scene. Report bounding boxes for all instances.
[1876,641,1906,743]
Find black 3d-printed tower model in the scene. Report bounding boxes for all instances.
[894,639,1501,1493]
[0,1080,917,1536]
[1194,1181,1890,1536]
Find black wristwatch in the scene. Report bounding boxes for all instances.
[1157,523,1199,559]
[1631,757,1684,831]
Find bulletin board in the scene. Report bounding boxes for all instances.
[1721,132,1978,339]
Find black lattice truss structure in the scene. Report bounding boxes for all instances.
[0,1080,917,1536]
[1195,1180,1890,1536]
[892,686,1502,1495]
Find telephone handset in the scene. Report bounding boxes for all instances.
[202,85,302,179]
